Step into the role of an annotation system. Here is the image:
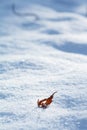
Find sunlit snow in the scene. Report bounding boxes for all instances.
[0,0,87,130]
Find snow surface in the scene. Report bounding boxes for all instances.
[0,0,87,130]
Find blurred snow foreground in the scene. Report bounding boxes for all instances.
[0,0,87,130]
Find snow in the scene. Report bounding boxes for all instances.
[0,0,87,130]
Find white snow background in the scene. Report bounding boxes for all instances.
[0,0,87,130]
